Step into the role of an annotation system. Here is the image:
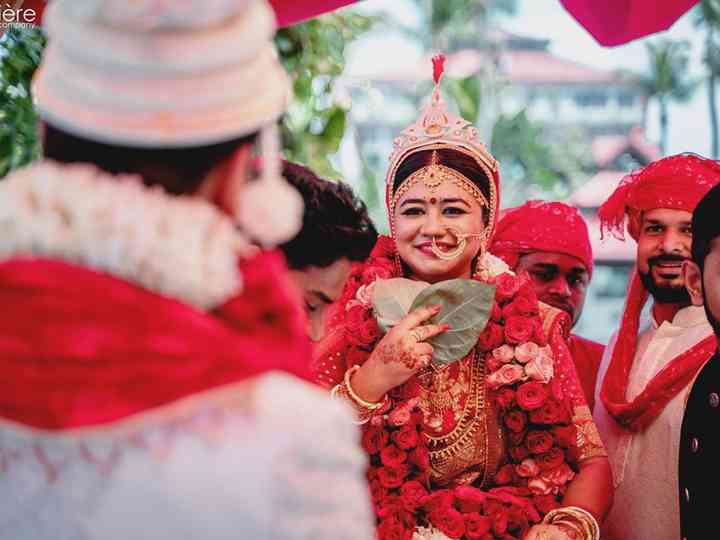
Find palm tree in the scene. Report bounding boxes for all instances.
[641,39,695,155]
[695,0,720,158]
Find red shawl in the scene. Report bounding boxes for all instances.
[0,251,312,430]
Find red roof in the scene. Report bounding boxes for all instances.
[350,48,633,86]
[503,50,624,84]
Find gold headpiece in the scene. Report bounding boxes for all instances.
[385,55,499,234]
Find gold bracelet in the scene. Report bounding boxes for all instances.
[543,506,599,540]
[344,365,387,410]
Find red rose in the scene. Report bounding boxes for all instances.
[380,444,407,468]
[552,425,577,448]
[495,273,520,303]
[431,506,466,539]
[392,425,419,450]
[377,494,402,518]
[536,447,565,471]
[509,430,527,446]
[493,387,516,410]
[358,318,381,346]
[495,464,516,485]
[502,295,539,319]
[504,316,535,345]
[400,480,428,512]
[533,494,561,515]
[377,465,408,489]
[369,479,385,505]
[377,516,409,540]
[372,237,397,259]
[516,382,550,411]
[492,509,509,536]
[454,485,488,513]
[408,446,430,471]
[504,410,527,433]
[529,399,571,425]
[510,444,530,462]
[491,302,504,322]
[525,430,555,455]
[477,322,505,351]
[423,489,454,514]
[464,512,492,540]
[508,506,529,533]
[362,425,390,455]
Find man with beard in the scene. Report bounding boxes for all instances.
[592,154,720,540]
[678,182,720,540]
[491,200,602,410]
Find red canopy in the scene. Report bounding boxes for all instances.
[560,0,699,46]
[12,1,696,45]
[11,0,360,29]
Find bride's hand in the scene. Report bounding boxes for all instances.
[350,305,449,401]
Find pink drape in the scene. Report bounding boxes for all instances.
[560,0,699,46]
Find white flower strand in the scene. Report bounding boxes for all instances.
[0,161,246,310]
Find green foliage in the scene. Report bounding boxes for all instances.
[0,24,46,179]
[641,39,696,102]
[275,12,374,180]
[491,110,589,206]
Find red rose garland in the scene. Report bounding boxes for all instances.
[331,236,579,540]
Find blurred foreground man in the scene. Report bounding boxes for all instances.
[593,154,720,540]
[492,200,603,409]
[280,161,377,342]
[678,182,720,540]
[0,2,373,539]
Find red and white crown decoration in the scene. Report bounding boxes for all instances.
[385,54,499,189]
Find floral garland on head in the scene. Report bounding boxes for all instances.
[325,235,582,540]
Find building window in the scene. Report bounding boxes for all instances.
[574,90,607,108]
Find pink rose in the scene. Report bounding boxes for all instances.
[487,363,525,389]
[492,344,516,364]
[486,354,505,373]
[388,398,419,426]
[528,477,553,495]
[516,458,541,478]
[524,350,554,383]
[514,342,540,364]
[541,463,576,488]
[355,280,377,307]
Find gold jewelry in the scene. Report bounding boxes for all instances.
[542,506,599,540]
[430,227,488,261]
[344,365,386,410]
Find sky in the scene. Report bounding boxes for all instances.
[346,0,711,157]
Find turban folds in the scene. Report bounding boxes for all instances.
[491,200,594,277]
[599,153,720,241]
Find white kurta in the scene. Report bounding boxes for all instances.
[594,305,713,540]
[0,372,375,540]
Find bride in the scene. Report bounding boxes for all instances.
[314,56,612,540]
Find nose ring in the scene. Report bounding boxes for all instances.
[431,227,485,260]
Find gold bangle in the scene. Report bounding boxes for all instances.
[344,365,386,410]
[543,507,599,540]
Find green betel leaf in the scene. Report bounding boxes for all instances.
[409,279,496,367]
[372,278,430,332]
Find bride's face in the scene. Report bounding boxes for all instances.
[393,177,485,283]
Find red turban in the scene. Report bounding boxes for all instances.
[599,153,720,241]
[491,200,594,277]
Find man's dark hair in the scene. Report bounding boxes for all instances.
[692,182,720,271]
[279,161,377,269]
[43,123,257,195]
